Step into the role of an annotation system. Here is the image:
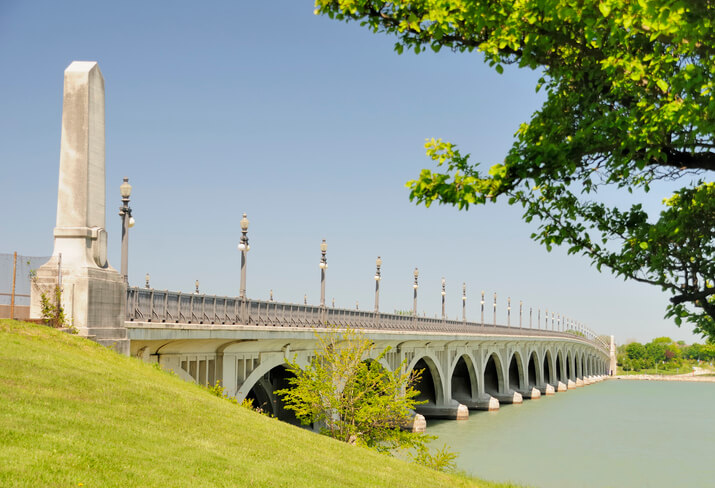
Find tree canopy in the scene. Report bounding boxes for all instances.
[315,0,715,338]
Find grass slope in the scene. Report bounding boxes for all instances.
[0,320,518,488]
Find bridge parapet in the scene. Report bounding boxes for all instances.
[126,287,609,355]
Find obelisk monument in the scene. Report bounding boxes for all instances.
[30,61,128,354]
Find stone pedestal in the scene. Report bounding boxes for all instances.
[556,381,567,392]
[539,384,555,396]
[416,401,469,420]
[494,391,523,404]
[30,61,127,354]
[575,378,584,387]
[520,387,541,400]
[567,379,577,389]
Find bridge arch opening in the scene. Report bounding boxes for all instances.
[527,351,539,387]
[246,364,301,426]
[483,353,503,396]
[556,352,564,383]
[508,353,523,391]
[543,350,554,384]
[451,355,477,404]
[412,357,441,405]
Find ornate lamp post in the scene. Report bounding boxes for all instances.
[145,273,150,289]
[507,297,511,327]
[441,277,446,321]
[319,240,327,322]
[374,256,382,316]
[493,292,497,326]
[462,283,467,324]
[238,213,250,298]
[519,300,523,328]
[412,268,419,317]
[118,177,135,284]
[195,279,200,294]
[237,213,250,322]
[481,291,485,327]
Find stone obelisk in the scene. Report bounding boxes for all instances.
[30,61,128,354]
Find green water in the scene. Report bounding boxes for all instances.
[428,380,715,488]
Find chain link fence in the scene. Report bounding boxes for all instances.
[0,252,52,319]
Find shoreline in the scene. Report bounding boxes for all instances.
[611,374,715,383]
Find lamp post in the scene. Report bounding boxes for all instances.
[412,268,419,318]
[481,291,485,327]
[237,213,250,322]
[118,177,134,284]
[319,240,327,323]
[145,273,150,289]
[374,256,382,316]
[493,292,497,326]
[195,280,200,294]
[507,297,511,327]
[520,300,523,328]
[462,283,466,324]
[441,277,446,321]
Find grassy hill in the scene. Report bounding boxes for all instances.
[0,320,519,488]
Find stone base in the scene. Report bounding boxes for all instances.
[493,391,523,404]
[567,379,577,389]
[575,378,584,387]
[30,256,127,355]
[520,387,541,400]
[539,384,555,396]
[557,381,567,392]
[416,402,469,420]
[402,413,426,433]
[461,395,500,411]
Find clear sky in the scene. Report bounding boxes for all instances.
[0,0,701,344]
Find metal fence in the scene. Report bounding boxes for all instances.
[0,252,52,319]
[126,287,610,354]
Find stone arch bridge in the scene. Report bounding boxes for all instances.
[125,288,613,426]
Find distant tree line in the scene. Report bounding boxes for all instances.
[617,337,715,372]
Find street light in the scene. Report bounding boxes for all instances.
[493,292,497,326]
[441,277,446,321]
[119,177,134,284]
[195,280,200,294]
[412,268,419,317]
[145,273,150,289]
[462,283,466,324]
[319,239,327,311]
[507,297,511,327]
[481,291,485,327]
[374,256,382,315]
[237,213,250,299]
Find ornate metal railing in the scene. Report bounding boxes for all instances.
[126,287,610,354]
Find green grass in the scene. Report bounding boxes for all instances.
[617,365,697,375]
[0,320,521,488]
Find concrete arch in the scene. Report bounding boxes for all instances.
[543,349,555,385]
[507,350,526,391]
[483,351,506,396]
[450,353,479,403]
[407,353,446,406]
[555,349,566,383]
[526,350,541,388]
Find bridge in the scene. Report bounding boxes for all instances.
[122,287,613,425]
[28,61,615,431]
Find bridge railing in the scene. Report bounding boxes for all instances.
[126,287,610,354]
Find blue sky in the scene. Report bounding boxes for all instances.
[0,0,700,344]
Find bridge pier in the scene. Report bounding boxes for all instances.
[556,381,568,392]
[493,391,523,404]
[461,394,500,411]
[518,387,541,400]
[416,401,469,420]
[538,383,555,396]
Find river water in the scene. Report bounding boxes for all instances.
[428,380,715,488]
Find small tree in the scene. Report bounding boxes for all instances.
[277,327,456,470]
